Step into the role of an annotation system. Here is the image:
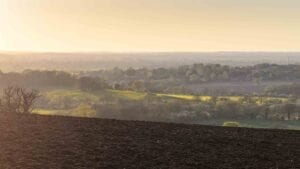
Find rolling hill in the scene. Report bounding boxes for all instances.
[0,113,299,169]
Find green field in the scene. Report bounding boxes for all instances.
[33,109,70,116]
[199,119,300,130]
[45,89,100,103]
[34,88,289,117]
[33,89,298,130]
[156,93,288,103]
[107,89,147,100]
[41,89,288,104]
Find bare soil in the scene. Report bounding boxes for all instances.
[0,113,299,169]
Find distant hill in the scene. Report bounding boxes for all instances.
[0,113,299,169]
[0,52,300,72]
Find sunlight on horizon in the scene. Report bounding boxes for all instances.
[0,0,300,52]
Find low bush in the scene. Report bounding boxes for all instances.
[223,121,240,127]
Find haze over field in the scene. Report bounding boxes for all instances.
[0,52,300,72]
[0,0,299,127]
[0,1,300,168]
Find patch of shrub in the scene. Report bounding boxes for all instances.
[223,121,240,127]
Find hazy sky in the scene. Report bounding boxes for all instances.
[1,0,300,52]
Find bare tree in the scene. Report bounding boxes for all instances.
[19,88,39,113]
[2,86,17,113]
[1,86,39,114]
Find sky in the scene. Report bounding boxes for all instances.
[0,0,300,52]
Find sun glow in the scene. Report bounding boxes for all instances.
[0,0,300,52]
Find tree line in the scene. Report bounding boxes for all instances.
[92,95,299,124]
[83,63,300,83]
[0,63,299,96]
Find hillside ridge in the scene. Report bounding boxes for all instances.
[0,113,299,169]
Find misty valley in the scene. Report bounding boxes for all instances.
[2,1,300,168]
[1,61,299,130]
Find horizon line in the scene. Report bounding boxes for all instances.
[1,50,300,54]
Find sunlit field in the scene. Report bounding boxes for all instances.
[33,88,292,128]
[33,109,69,116]
[39,89,289,104]
[108,90,147,100]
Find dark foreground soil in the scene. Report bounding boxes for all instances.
[0,114,299,169]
